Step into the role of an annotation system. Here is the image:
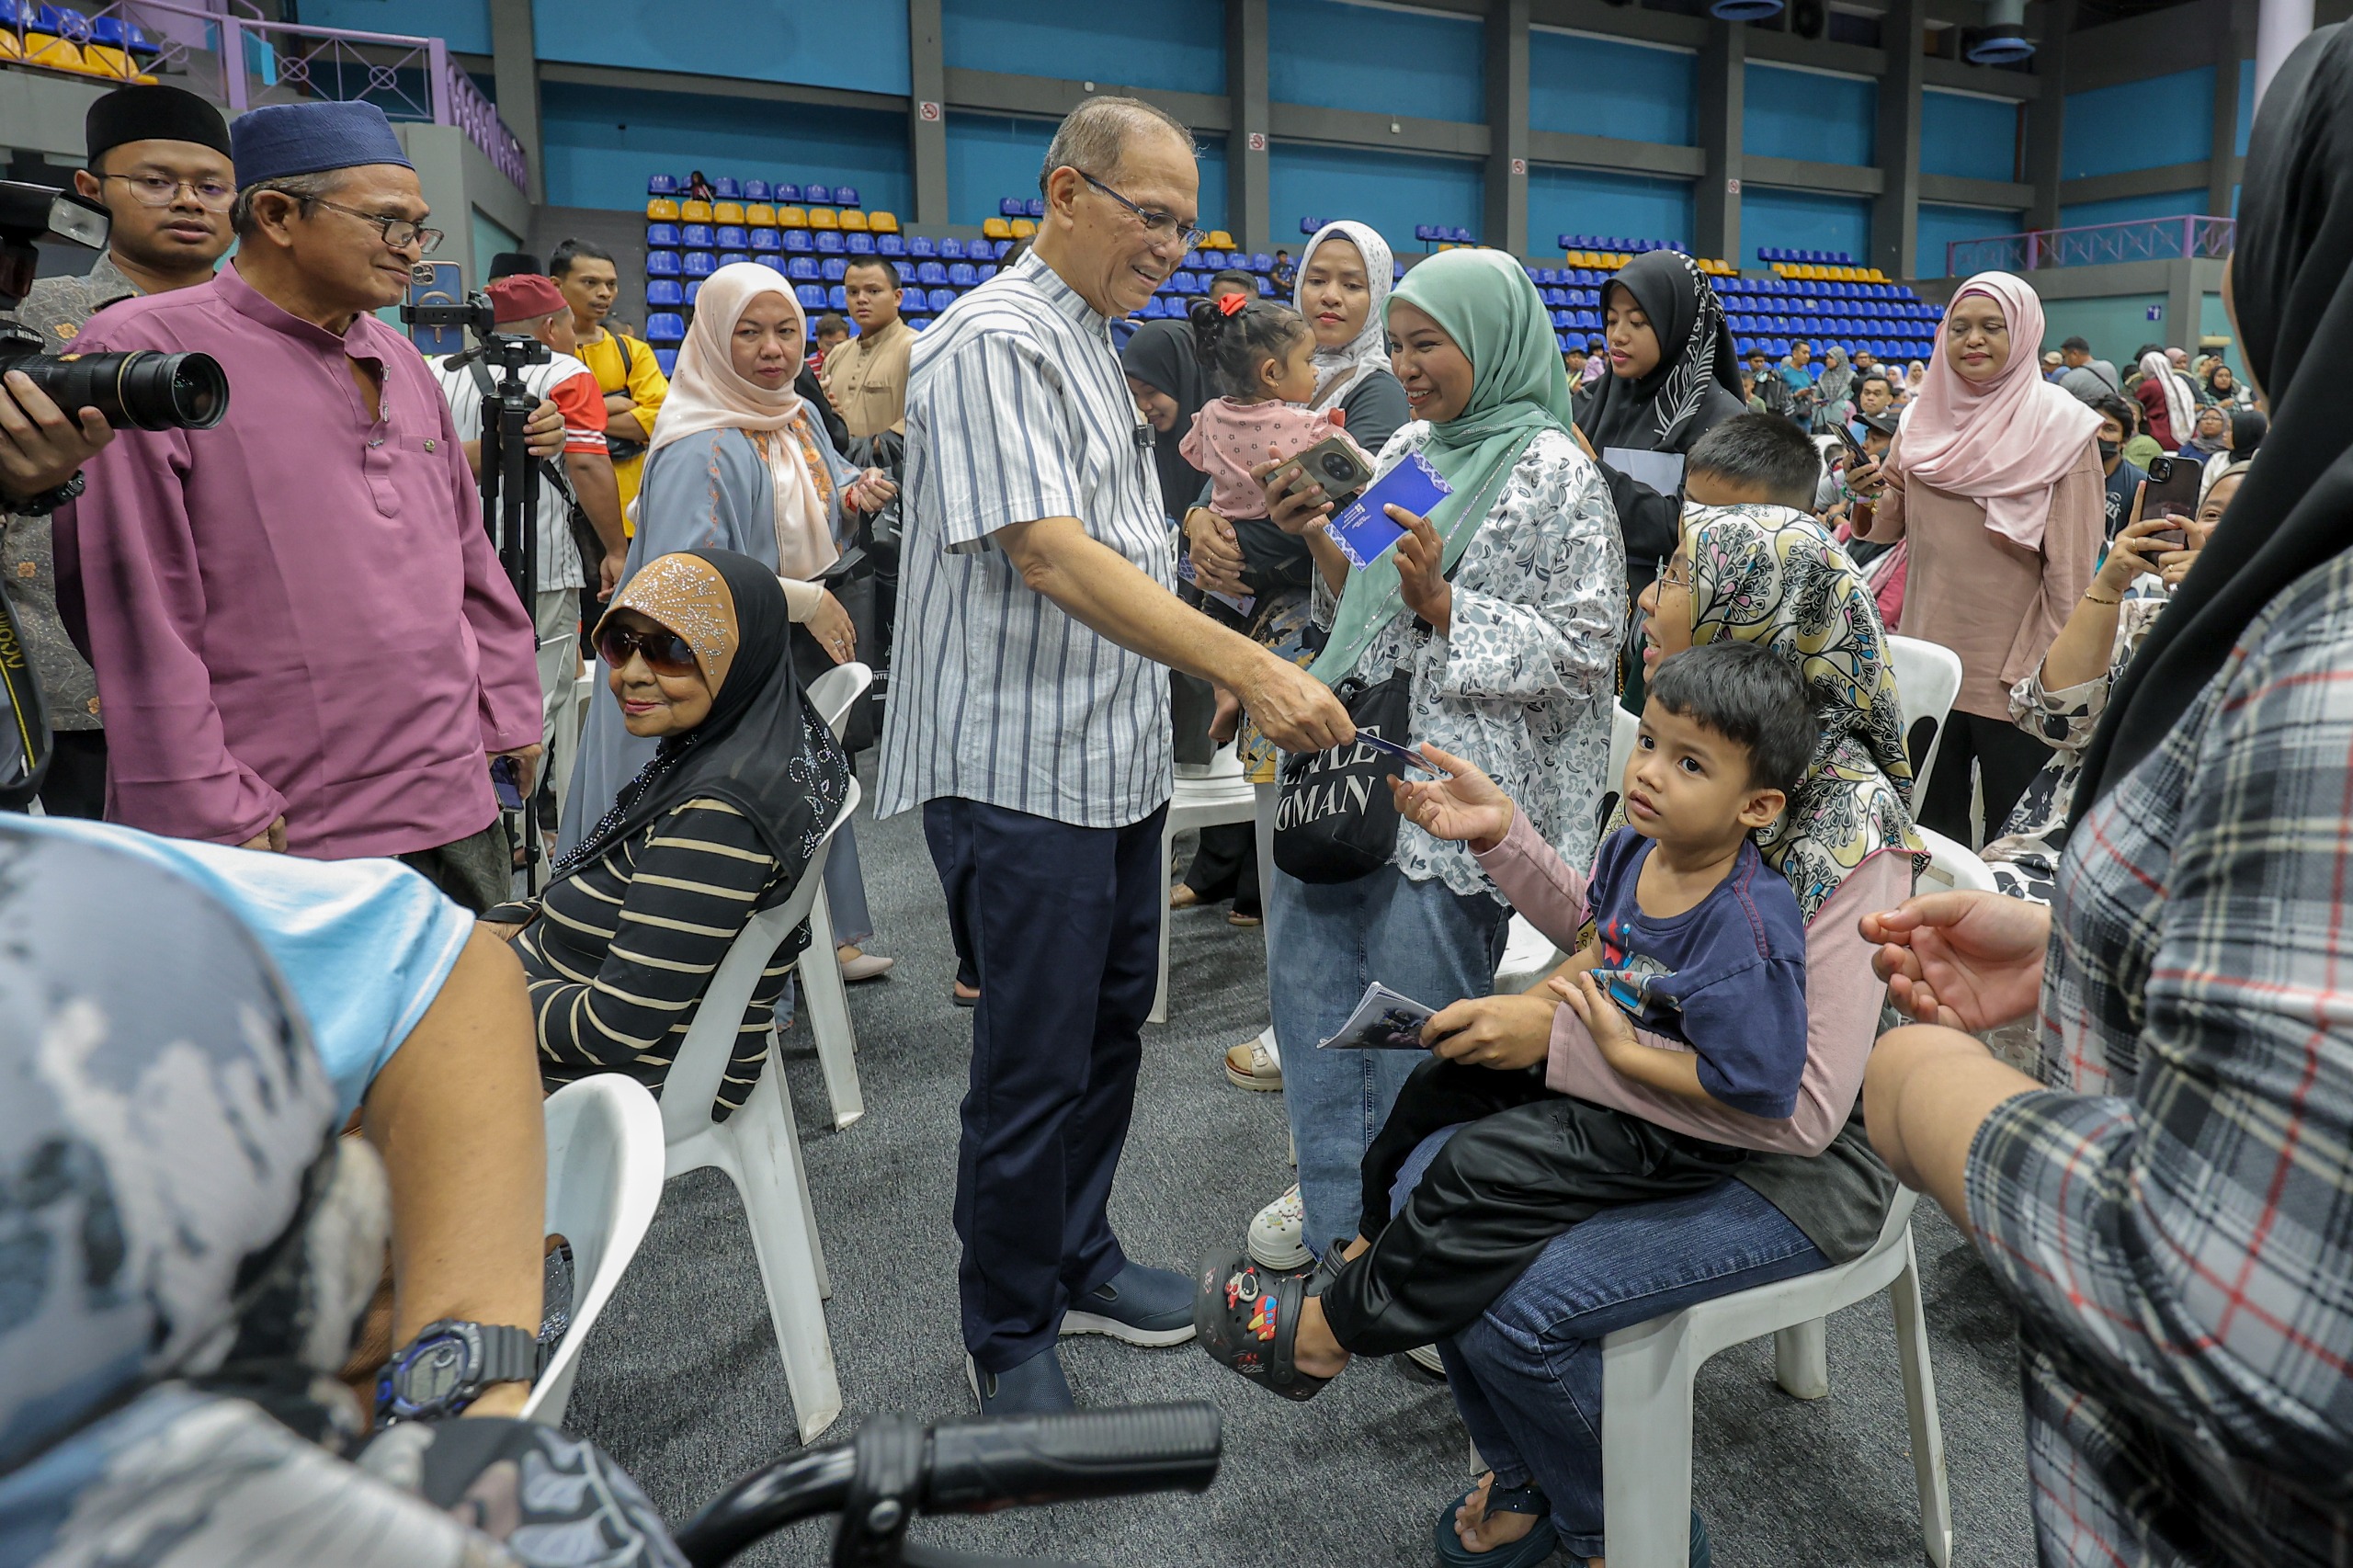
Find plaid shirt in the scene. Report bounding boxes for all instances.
[1964,552,2353,1566]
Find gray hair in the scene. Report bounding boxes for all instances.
[1039,96,1191,196]
[230,170,346,238]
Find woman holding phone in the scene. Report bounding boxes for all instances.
[1240,248,1623,1267]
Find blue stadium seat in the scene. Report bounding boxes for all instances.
[893,260,915,281]
[1139,296,1165,319]
[1182,249,1203,270]
[796,283,825,309]
[916,260,948,285]
[1256,278,1275,296]
[743,179,771,201]
[877,233,905,256]
[1026,198,1044,218]
[847,233,874,254]
[830,286,849,310]
[684,279,702,305]
[712,176,740,199]
[1414,224,1438,242]
[646,278,683,306]
[646,312,686,344]
[776,183,802,202]
[948,262,977,286]
[815,232,845,255]
[1002,198,1026,217]
[647,175,677,196]
[645,223,679,249]
[1252,252,1273,273]
[1300,216,1324,235]
[751,229,781,253]
[759,256,790,275]
[716,252,747,267]
[683,252,715,278]
[928,288,955,312]
[1200,249,1226,269]
[783,230,813,254]
[654,348,677,374]
[834,186,859,207]
[805,184,831,204]
[905,316,929,332]
[645,251,680,277]
[715,225,747,248]
[680,223,712,248]
[909,236,937,257]
[976,264,998,282]
[940,237,966,260]
[822,257,847,281]
[787,257,819,279]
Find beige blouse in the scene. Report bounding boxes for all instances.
[1860,431,2106,719]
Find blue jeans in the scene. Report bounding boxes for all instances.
[1267,864,1508,1252]
[1394,1129,1830,1561]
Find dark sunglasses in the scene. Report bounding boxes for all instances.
[597,621,699,677]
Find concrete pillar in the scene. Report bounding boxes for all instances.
[1871,0,1924,279]
[2165,257,2200,352]
[908,0,949,227]
[2023,0,2071,237]
[2254,0,2313,108]
[487,0,542,205]
[1696,20,1745,266]
[1227,0,1271,254]
[1483,0,1529,254]
[2207,0,2251,215]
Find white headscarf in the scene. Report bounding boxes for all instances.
[2139,350,2195,446]
[646,262,837,580]
[1294,220,1394,411]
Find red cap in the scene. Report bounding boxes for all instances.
[484,273,567,325]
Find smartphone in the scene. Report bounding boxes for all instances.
[1834,421,1870,461]
[2140,456,2200,546]
[491,756,525,811]
[1267,435,1376,503]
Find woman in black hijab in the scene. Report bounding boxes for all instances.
[1123,317,1214,520]
[1862,26,2353,1566]
[1572,250,1749,595]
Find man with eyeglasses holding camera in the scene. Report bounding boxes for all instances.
[52,100,542,913]
[0,85,234,819]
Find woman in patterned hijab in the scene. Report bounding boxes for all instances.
[1640,502,1927,918]
[1573,251,1749,604]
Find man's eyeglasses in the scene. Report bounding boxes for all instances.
[101,173,233,211]
[306,197,445,255]
[1077,172,1205,251]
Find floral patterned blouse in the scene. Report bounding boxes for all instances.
[1313,422,1625,901]
[1983,591,2169,905]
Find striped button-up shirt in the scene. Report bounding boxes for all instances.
[1965,550,2353,1565]
[876,250,1174,828]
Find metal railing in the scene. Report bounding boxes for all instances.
[1947,214,2234,277]
[1,0,526,190]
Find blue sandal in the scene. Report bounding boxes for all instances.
[1433,1477,1558,1568]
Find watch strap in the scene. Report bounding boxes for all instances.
[474,1322,542,1387]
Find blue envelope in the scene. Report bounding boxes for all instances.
[1325,451,1453,571]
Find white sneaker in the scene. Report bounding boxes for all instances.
[1247,1184,1312,1270]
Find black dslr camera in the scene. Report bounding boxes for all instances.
[0,180,226,429]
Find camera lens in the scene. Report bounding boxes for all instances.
[11,349,229,431]
[1320,452,1352,482]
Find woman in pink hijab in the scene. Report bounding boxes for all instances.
[1845,270,2104,843]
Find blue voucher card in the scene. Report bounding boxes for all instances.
[1325,451,1452,571]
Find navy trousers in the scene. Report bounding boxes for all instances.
[924,795,1167,1371]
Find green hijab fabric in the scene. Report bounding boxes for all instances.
[1310,248,1578,685]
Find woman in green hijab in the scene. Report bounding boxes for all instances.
[1248,248,1628,1266]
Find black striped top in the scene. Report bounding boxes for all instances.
[507,796,802,1119]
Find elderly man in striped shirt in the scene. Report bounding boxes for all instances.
[878,96,1352,1415]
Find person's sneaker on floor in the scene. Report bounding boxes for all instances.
[1248,1185,1312,1270]
[966,1346,1076,1415]
[1060,1261,1197,1346]
[1224,1033,1281,1091]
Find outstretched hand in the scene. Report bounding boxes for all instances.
[1860,891,2050,1032]
[1391,742,1515,851]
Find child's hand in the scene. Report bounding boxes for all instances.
[1209,686,1242,745]
[1390,742,1513,851]
[1549,971,1635,1054]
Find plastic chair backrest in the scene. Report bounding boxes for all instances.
[743,179,772,201]
[1913,824,1995,892]
[776,183,802,202]
[1597,704,1639,826]
[524,1074,665,1426]
[1886,634,1962,787]
[645,197,680,222]
[645,278,682,305]
[805,183,831,204]
[878,234,905,256]
[658,776,860,1145]
[804,661,871,739]
[714,201,745,225]
[833,186,859,207]
[840,210,870,232]
[983,217,1011,240]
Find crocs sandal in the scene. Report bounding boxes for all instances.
[1193,1248,1337,1402]
[1434,1477,1557,1568]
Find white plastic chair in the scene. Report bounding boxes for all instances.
[525,1074,665,1426]
[658,778,861,1442]
[1913,824,1996,892]
[795,662,873,1130]
[1600,1186,1950,1567]
[1887,635,1963,801]
[1152,741,1257,1024]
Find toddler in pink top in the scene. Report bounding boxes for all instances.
[1178,294,1373,598]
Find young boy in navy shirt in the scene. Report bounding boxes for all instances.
[1199,640,1815,1397]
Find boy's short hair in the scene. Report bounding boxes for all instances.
[2090,392,2135,432]
[813,312,849,339]
[1648,642,1817,798]
[1685,413,1822,511]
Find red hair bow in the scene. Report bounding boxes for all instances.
[1217,291,1248,317]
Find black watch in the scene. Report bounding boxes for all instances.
[375,1319,541,1426]
[15,470,83,516]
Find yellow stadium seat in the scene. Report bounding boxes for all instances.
[679,199,711,222]
[745,202,777,228]
[24,33,86,71]
[806,206,838,230]
[1209,229,1236,250]
[713,200,745,225]
[983,216,1011,240]
[839,209,869,232]
[1009,218,1036,238]
[645,197,680,221]
[0,30,23,59]
[81,43,149,80]
[778,205,807,228]
[868,210,900,234]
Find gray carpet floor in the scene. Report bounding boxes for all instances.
[561,761,2039,1568]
